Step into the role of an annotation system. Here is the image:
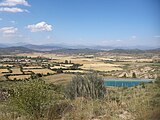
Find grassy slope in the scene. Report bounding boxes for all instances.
[0,81,160,120]
[62,83,160,120]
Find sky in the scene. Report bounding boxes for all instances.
[0,0,160,47]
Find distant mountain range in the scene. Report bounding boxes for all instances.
[0,43,62,51]
[23,44,63,51]
[0,43,159,51]
[0,43,159,55]
[0,46,159,55]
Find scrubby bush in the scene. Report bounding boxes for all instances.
[155,76,160,87]
[64,60,68,64]
[132,72,136,78]
[56,68,63,73]
[66,73,106,99]
[9,79,53,120]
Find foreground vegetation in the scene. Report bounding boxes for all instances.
[0,74,160,120]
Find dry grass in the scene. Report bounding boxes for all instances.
[17,53,123,72]
[50,66,67,69]
[8,75,31,80]
[11,68,22,74]
[43,73,74,84]
[0,80,159,120]
[0,74,4,77]
[61,64,73,67]
[0,64,13,67]
[0,69,8,73]
[63,70,87,73]
[0,69,8,77]
[81,63,122,71]
[23,66,43,69]
[25,69,56,75]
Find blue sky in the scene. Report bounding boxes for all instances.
[0,0,160,47]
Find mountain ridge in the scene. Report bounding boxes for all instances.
[0,43,159,51]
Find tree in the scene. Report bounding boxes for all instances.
[123,73,127,78]
[64,60,68,64]
[132,72,136,78]
[66,73,106,99]
[7,67,12,73]
[20,65,23,73]
[36,73,43,77]
[56,68,63,73]
[70,64,80,70]
[47,64,51,69]
[30,73,37,79]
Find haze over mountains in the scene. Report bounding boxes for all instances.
[0,42,159,51]
[0,42,159,56]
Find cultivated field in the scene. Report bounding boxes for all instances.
[17,53,123,72]
[23,69,56,75]
[23,66,43,69]
[8,75,31,80]
[0,69,8,73]
[63,70,87,73]
[43,73,74,84]
[80,63,123,71]
[0,69,8,77]
[11,68,22,74]
[0,50,158,81]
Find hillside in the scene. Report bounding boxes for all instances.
[23,44,63,51]
[0,45,159,55]
[0,47,35,55]
[50,48,103,54]
[108,48,160,54]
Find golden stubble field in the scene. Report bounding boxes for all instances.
[80,63,122,71]
[11,68,22,74]
[8,75,31,80]
[43,73,74,84]
[0,69,8,73]
[17,52,123,72]
[0,69,8,77]
[23,69,56,75]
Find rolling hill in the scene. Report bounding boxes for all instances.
[0,46,35,55]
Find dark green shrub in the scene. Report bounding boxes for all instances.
[132,72,136,78]
[36,73,43,77]
[56,68,63,73]
[155,76,160,87]
[123,73,127,78]
[65,60,68,64]
[141,82,145,88]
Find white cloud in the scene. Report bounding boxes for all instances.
[0,7,28,13]
[0,27,18,34]
[0,0,30,13]
[27,22,53,32]
[0,0,30,7]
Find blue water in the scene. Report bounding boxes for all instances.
[104,78,153,87]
